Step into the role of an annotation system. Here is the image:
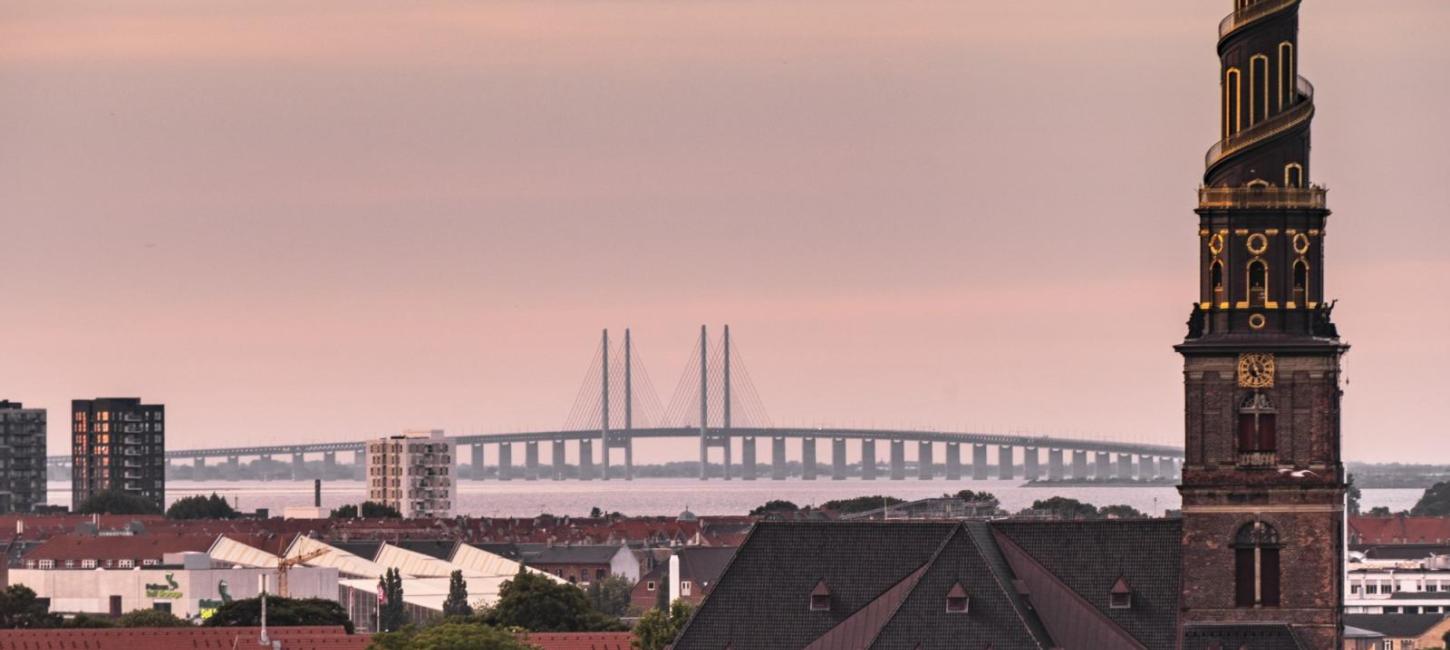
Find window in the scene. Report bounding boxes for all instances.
[1292,259,1309,304]
[946,582,970,613]
[118,559,134,568]
[1247,259,1269,307]
[646,581,656,592]
[82,559,96,569]
[1279,42,1295,110]
[64,560,75,569]
[809,580,830,611]
[1237,393,1277,454]
[1225,68,1243,137]
[1110,577,1132,609]
[37,559,54,569]
[1211,260,1225,296]
[681,581,693,597]
[1234,521,1281,608]
[1284,163,1304,188]
[1250,55,1269,125]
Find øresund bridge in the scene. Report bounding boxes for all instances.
[46,327,1182,482]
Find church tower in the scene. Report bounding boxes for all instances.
[1178,0,1345,647]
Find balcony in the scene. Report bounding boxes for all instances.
[1218,0,1298,39]
[1198,186,1326,210]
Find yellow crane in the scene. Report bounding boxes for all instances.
[277,547,329,598]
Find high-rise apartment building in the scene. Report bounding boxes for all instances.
[366,429,455,518]
[0,401,47,513]
[71,398,166,510]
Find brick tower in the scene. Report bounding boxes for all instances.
[1177,0,1345,647]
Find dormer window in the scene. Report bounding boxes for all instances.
[1110,576,1132,609]
[946,582,970,613]
[810,579,831,611]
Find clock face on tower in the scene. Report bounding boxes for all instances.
[1237,353,1276,388]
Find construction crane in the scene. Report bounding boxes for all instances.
[277,547,329,598]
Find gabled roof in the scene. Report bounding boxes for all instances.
[993,519,1182,650]
[676,546,736,588]
[20,533,217,563]
[519,544,628,565]
[1344,613,1449,638]
[0,626,365,650]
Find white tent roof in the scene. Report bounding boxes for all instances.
[341,574,516,611]
[374,543,487,579]
[207,535,281,568]
[450,542,530,577]
[283,536,390,579]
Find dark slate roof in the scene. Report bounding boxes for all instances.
[673,521,1053,650]
[475,542,522,560]
[676,546,737,589]
[1390,591,1450,600]
[1344,614,1447,638]
[329,541,382,560]
[991,519,1182,650]
[395,539,457,560]
[1181,624,1304,650]
[521,544,626,565]
[1360,544,1450,560]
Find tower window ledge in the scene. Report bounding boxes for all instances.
[1237,452,1278,468]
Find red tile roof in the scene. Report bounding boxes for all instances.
[0,626,366,650]
[519,632,635,650]
[1351,516,1450,545]
[21,532,217,564]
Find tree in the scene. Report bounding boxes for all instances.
[1028,497,1099,520]
[0,585,62,628]
[203,596,353,633]
[483,569,623,632]
[1347,474,1362,516]
[118,608,191,627]
[748,500,799,516]
[166,493,239,520]
[443,570,473,617]
[634,599,693,650]
[1368,506,1394,517]
[819,496,906,514]
[331,501,403,519]
[1411,482,1450,517]
[75,489,161,515]
[1097,504,1147,519]
[370,622,533,650]
[586,574,634,618]
[379,567,407,632]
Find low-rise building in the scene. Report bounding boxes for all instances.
[1343,614,1450,650]
[366,430,455,518]
[517,543,639,585]
[9,550,337,620]
[1347,551,1450,614]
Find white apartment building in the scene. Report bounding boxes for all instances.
[366,429,455,518]
[1346,551,1450,614]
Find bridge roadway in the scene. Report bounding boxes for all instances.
[45,427,1183,482]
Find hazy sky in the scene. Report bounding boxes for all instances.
[2,1,1447,463]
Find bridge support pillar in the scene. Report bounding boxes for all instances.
[998,445,1014,480]
[498,443,513,481]
[801,438,816,480]
[861,440,877,480]
[227,456,239,472]
[771,438,786,480]
[917,442,933,480]
[1048,449,1063,481]
[470,444,485,480]
[291,453,305,480]
[323,452,336,479]
[578,439,593,480]
[552,440,567,480]
[1117,453,1134,481]
[1023,447,1039,481]
[1095,452,1111,481]
[525,442,540,480]
[889,440,905,480]
[831,439,847,480]
[1169,457,1182,479]
[194,457,205,471]
[1138,455,1156,480]
[355,451,366,478]
[945,443,961,480]
[1072,450,1087,480]
[972,445,988,480]
[742,437,756,481]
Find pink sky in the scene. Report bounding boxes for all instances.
[2,0,1447,463]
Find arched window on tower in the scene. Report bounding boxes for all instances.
[1250,55,1269,125]
[1279,42,1295,111]
[1237,392,1277,456]
[1225,68,1242,138]
[1234,521,1281,608]
[1211,260,1225,300]
[1293,259,1309,305]
[1247,259,1269,307]
[1284,163,1304,188]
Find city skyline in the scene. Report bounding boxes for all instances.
[4,0,1449,463]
